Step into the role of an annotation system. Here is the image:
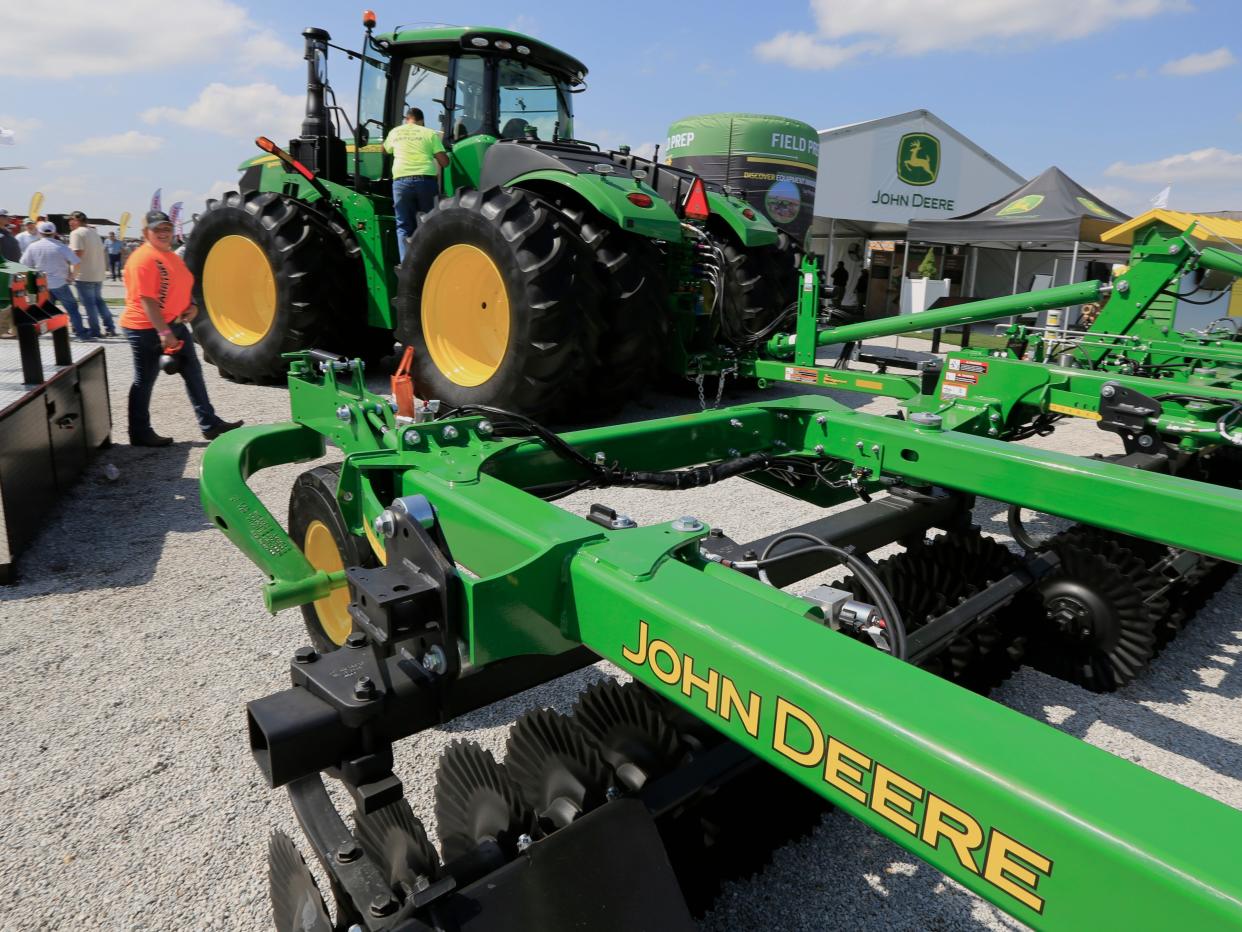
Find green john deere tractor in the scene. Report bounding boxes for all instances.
[184,16,787,418]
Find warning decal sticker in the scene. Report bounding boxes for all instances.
[785,366,819,384]
[948,358,989,375]
[941,382,969,399]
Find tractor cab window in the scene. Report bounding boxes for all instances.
[449,55,489,141]
[496,60,572,141]
[396,56,449,137]
[357,51,388,145]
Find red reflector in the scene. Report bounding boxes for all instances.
[626,192,653,208]
[683,178,710,220]
[742,208,756,220]
[256,136,276,153]
[291,159,317,182]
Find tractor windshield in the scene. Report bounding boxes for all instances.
[496,59,572,141]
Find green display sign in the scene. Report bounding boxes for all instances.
[897,132,940,186]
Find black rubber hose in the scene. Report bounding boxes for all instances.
[1007,505,1041,553]
[755,532,907,661]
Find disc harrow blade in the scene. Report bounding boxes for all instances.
[352,797,441,891]
[434,739,532,863]
[572,679,684,791]
[268,831,332,932]
[504,708,614,831]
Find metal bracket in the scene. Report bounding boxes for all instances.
[1097,380,1165,454]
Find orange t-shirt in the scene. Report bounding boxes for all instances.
[121,243,195,329]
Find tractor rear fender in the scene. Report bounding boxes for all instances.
[706,190,779,248]
[507,169,684,242]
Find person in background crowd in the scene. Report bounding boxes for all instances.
[0,210,21,263]
[16,217,39,252]
[383,106,449,261]
[853,267,870,313]
[830,260,849,307]
[20,221,90,339]
[69,210,116,338]
[105,232,124,280]
[121,210,243,447]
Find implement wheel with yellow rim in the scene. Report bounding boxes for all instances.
[287,464,379,652]
[184,190,365,383]
[395,187,600,421]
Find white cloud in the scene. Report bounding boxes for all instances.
[757,0,1188,69]
[0,1,283,78]
[41,158,74,171]
[1159,47,1236,76]
[1105,147,1242,183]
[238,32,302,71]
[65,131,164,156]
[142,83,304,140]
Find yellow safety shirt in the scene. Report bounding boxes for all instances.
[383,123,446,179]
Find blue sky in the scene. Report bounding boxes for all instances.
[2,0,1239,228]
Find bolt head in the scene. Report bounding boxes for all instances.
[870,444,880,454]
[517,833,533,852]
[815,414,827,425]
[987,427,1000,436]
[441,425,459,441]
[1101,384,1116,398]
[335,405,352,422]
[404,428,422,445]
[671,516,704,533]
[727,448,740,457]
[294,646,318,664]
[729,418,743,428]
[813,443,826,455]
[373,510,396,538]
[855,440,865,450]
[345,632,368,649]
[477,419,494,436]
[369,893,397,917]
[1138,434,1155,448]
[336,841,362,863]
[593,451,606,465]
[422,645,447,675]
[1168,243,1180,254]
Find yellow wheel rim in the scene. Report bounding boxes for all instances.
[202,234,277,346]
[421,244,510,387]
[303,519,352,646]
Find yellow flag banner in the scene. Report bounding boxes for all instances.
[118,211,131,240]
[27,191,43,221]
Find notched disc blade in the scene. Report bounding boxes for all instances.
[434,739,532,862]
[268,831,332,932]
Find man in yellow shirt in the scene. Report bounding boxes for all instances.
[383,107,449,261]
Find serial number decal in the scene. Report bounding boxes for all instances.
[1048,402,1102,421]
[621,620,1054,914]
[941,382,969,399]
[785,366,819,385]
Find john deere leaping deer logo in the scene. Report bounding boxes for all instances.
[897,132,939,186]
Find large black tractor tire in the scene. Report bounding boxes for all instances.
[552,200,667,415]
[715,231,792,348]
[184,190,363,383]
[395,187,599,421]
[287,464,379,654]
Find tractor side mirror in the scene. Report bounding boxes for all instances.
[357,125,369,146]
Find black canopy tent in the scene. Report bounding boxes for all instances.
[905,166,1131,297]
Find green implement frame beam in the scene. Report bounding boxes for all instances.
[200,362,1242,929]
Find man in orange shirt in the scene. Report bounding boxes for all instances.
[121,210,242,447]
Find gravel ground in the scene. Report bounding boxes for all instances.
[2,332,1240,931]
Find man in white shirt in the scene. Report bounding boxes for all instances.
[20,221,89,339]
[69,210,116,337]
[15,218,39,252]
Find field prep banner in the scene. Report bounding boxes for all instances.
[666,113,819,250]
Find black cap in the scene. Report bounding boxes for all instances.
[144,210,173,228]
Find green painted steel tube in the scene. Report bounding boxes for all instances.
[1199,245,1242,279]
[787,280,1103,350]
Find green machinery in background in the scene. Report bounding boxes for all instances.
[183,14,788,420]
[201,334,1242,929]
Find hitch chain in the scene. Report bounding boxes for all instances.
[695,363,739,411]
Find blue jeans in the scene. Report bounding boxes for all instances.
[124,321,220,439]
[76,280,116,336]
[50,284,88,338]
[107,254,123,280]
[393,175,439,261]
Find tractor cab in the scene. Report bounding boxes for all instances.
[353,27,587,192]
